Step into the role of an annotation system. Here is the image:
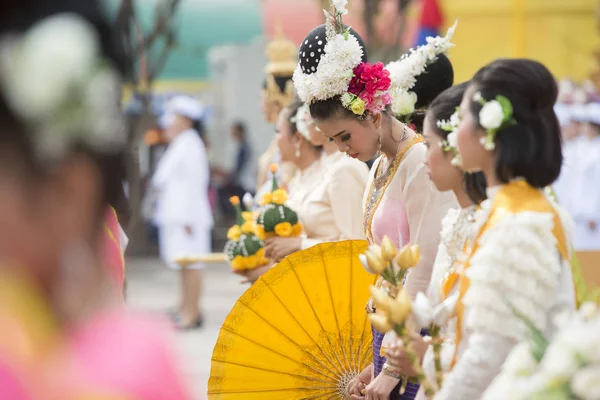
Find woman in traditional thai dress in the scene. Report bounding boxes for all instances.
[383,83,487,399]
[429,59,576,400]
[264,101,369,260]
[0,1,190,397]
[292,5,458,399]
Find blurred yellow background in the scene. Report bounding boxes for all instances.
[443,0,599,83]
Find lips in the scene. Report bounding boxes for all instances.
[348,153,359,159]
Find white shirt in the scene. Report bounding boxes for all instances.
[152,129,214,228]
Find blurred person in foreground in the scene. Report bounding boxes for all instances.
[0,0,191,398]
[152,96,213,330]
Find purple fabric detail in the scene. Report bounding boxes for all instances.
[372,328,429,400]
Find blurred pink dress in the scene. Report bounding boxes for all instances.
[0,273,192,400]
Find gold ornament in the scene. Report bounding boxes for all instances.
[263,23,297,123]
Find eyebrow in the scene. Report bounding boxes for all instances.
[333,130,346,138]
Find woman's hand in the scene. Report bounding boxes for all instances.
[239,264,272,285]
[347,364,373,399]
[385,334,429,377]
[264,237,302,262]
[364,372,400,400]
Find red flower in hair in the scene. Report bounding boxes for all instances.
[347,62,392,113]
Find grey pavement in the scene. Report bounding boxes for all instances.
[125,257,246,399]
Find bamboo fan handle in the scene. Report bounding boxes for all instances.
[174,253,228,268]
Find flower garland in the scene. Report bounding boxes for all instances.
[256,165,303,239]
[0,13,125,161]
[386,21,458,119]
[224,196,269,271]
[290,104,313,142]
[473,91,517,151]
[292,1,392,117]
[437,110,461,166]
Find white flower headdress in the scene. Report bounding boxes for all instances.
[386,21,458,119]
[0,13,125,161]
[437,110,461,166]
[290,103,313,142]
[473,91,517,151]
[292,1,392,117]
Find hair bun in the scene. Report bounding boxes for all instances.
[298,24,367,75]
[411,53,454,109]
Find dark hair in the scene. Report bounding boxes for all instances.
[469,59,562,188]
[232,121,246,137]
[262,76,293,93]
[413,53,454,109]
[427,82,487,204]
[0,0,128,214]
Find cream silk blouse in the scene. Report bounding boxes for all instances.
[296,151,370,249]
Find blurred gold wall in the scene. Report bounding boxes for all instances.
[442,0,599,83]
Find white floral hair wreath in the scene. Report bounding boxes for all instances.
[290,103,313,142]
[292,1,392,117]
[0,13,125,161]
[437,110,461,166]
[386,21,458,119]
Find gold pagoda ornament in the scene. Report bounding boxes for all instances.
[263,23,297,123]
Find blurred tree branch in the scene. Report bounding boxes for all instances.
[114,0,181,254]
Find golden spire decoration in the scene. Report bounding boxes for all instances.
[265,21,298,77]
[262,22,297,122]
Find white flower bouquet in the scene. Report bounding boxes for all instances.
[483,302,600,400]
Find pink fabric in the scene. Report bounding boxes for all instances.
[371,197,410,248]
[66,311,191,400]
[101,208,124,297]
[0,362,33,400]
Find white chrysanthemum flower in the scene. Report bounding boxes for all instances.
[450,110,460,126]
[391,89,417,116]
[539,341,580,380]
[341,93,353,107]
[447,132,458,148]
[1,13,99,121]
[479,100,504,130]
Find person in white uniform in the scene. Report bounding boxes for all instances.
[152,96,213,329]
[570,102,600,250]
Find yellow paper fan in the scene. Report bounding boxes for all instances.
[208,240,375,399]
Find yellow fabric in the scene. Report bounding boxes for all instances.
[208,240,373,399]
[451,181,571,367]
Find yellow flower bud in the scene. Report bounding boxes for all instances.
[369,312,393,333]
[395,244,421,269]
[261,193,272,205]
[274,222,293,237]
[380,236,398,262]
[255,225,266,240]
[245,255,259,269]
[229,196,240,206]
[231,255,246,271]
[370,286,392,312]
[227,225,242,241]
[350,98,366,116]
[388,289,412,325]
[292,223,303,237]
[241,221,255,234]
[366,249,387,275]
[271,189,288,205]
[242,211,255,222]
[269,164,278,173]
